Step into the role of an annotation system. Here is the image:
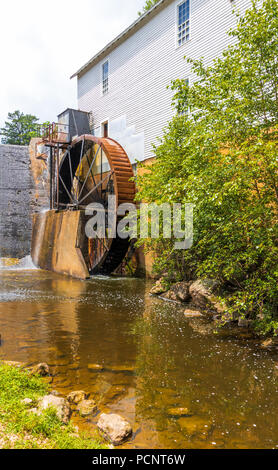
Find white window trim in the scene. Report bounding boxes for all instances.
[101,58,110,96]
[175,0,191,50]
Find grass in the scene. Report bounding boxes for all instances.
[0,363,107,449]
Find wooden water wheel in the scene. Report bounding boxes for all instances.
[57,135,136,275]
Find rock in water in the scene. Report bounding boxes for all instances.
[77,400,97,417]
[30,363,50,376]
[88,364,104,371]
[184,309,203,318]
[97,413,132,445]
[38,395,71,424]
[189,280,215,309]
[189,279,226,316]
[261,338,278,350]
[67,391,89,405]
[150,279,168,295]
[162,282,190,303]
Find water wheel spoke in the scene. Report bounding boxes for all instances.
[85,150,101,200]
[78,144,101,202]
[59,173,76,204]
[78,171,113,205]
[94,232,110,252]
[103,172,114,198]
[75,137,85,200]
[66,147,74,188]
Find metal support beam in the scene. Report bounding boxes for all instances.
[49,147,53,210]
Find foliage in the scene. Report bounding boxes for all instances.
[0,363,106,449]
[138,0,160,16]
[135,0,278,334]
[0,110,41,145]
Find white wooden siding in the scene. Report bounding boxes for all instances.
[77,0,253,163]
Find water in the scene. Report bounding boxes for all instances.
[0,256,36,270]
[0,265,278,449]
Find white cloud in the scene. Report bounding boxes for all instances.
[0,0,145,127]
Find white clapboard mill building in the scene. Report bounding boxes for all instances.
[71,0,252,166]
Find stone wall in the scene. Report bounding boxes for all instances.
[0,144,49,259]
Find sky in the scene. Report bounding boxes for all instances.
[0,0,146,128]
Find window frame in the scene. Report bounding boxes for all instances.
[175,0,191,49]
[101,59,109,96]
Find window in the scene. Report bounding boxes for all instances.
[102,61,109,95]
[177,1,190,47]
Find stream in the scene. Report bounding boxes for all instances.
[0,262,278,449]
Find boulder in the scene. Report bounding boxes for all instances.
[189,279,225,315]
[77,399,97,417]
[173,282,191,302]
[67,390,89,405]
[97,413,132,446]
[189,280,216,308]
[162,282,190,303]
[30,363,50,377]
[261,338,278,350]
[38,394,71,424]
[261,338,273,349]
[150,279,168,296]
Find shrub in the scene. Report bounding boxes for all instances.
[136,0,278,334]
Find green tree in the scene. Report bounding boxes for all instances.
[0,110,40,145]
[138,0,160,16]
[136,0,278,334]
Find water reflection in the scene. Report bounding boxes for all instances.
[0,269,277,449]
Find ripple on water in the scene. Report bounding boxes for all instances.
[0,269,278,449]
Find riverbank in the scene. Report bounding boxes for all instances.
[150,277,278,347]
[0,362,107,449]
